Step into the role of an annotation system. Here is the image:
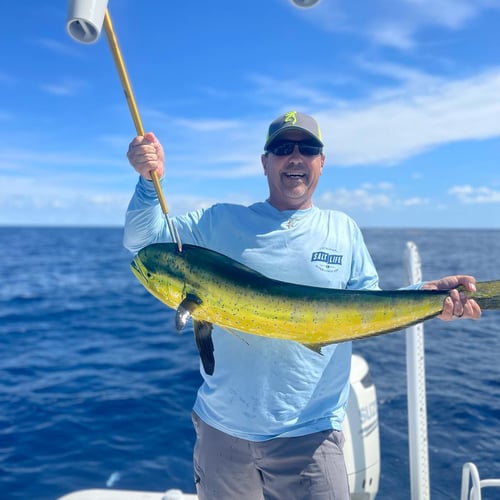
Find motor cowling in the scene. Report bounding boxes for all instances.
[343,354,380,499]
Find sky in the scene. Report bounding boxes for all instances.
[1,0,499,228]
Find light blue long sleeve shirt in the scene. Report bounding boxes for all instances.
[124,177,380,441]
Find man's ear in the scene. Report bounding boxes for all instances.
[261,153,268,175]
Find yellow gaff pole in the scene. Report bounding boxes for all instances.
[102,9,182,251]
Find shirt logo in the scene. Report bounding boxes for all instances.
[311,251,343,266]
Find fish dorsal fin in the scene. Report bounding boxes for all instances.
[176,294,202,332]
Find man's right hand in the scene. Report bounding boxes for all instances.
[127,132,165,180]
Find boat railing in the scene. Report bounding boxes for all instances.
[405,243,499,500]
[460,462,500,500]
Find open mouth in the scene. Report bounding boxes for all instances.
[284,172,306,179]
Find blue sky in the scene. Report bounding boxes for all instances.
[1,0,499,228]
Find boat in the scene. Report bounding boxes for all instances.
[58,242,499,500]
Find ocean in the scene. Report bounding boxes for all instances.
[1,227,499,500]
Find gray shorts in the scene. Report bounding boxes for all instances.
[192,412,350,500]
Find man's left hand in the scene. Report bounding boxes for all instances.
[421,275,481,321]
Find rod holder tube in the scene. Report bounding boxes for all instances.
[67,0,109,43]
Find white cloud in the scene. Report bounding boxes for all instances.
[316,69,500,166]
[449,185,500,204]
[312,0,499,49]
[316,183,431,212]
[0,176,132,226]
[317,187,392,211]
[402,197,429,206]
[0,148,125,175]
[38,38,82,57]
[40,78,87,96]
[360,182,394,191]
[369,23,415,50]
[401,0,478,29]
[149,68,500,178]
[176,118,241,133]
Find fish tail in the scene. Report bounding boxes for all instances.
[473,280,500,310]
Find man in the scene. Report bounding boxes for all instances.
[124,111,480,499]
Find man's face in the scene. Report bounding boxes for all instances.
[261,130,325,211]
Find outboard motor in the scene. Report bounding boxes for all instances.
[343,354,380,499]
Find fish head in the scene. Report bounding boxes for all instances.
[130,243,187,310]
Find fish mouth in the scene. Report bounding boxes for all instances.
[130,257,150,283]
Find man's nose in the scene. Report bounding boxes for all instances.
[289,144,302,159]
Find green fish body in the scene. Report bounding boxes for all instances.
[131,243,500,352]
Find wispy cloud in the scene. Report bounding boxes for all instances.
[312,0,500,49]
[175,117,241,132]
[0,148,124,173]
[402,197,429,207]
[316,182,433,213]
[40,78,87,96]
[0,176,132,226]
[317,184,393,211]
[38,38,82,57]
[141,66,500,178]
[2,0,498,228]
[6,65,500,185]
[366,0,478,49]
[449,185,500,204]
[316,69,500,166]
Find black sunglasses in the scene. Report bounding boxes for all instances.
[266,140,323,157]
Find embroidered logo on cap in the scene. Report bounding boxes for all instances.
[283,111,297,125]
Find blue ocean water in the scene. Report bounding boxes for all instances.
[0,227,499,500]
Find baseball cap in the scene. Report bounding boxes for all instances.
[264,111,323,150]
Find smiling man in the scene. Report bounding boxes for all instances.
[262,111,325,211]
[123,110,480,500]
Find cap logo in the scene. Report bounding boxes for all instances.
[283,111,297,126]
[264,110,323,150]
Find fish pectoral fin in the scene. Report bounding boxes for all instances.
[176,294,202,332]
[193,320,215,376]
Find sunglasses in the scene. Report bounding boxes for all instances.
[266,140,323,157]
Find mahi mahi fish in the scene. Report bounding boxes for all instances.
[131,243,500,374]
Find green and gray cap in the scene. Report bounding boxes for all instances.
[264,111,323,151]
